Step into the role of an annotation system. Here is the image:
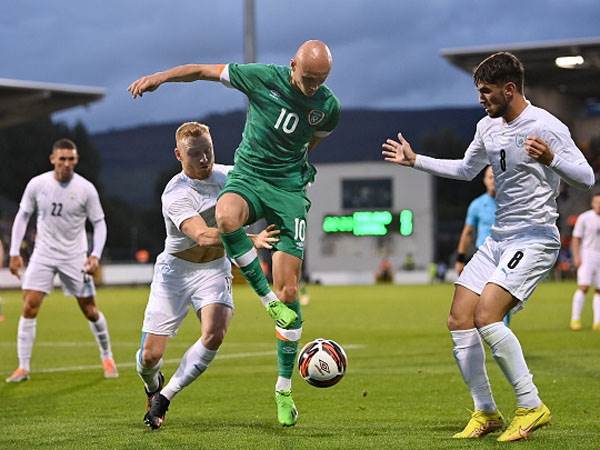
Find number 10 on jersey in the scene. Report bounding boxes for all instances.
[274,108,299,134]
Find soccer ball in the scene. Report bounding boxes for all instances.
[297,338,347,388]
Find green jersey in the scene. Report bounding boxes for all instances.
[223,63,341,191]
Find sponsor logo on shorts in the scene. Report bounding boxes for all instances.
[308,110,325,126]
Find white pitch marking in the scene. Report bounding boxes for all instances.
[0,344,365,375]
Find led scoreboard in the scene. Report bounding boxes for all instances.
[322,210,414,237]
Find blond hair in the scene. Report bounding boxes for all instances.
[175,122,210,145]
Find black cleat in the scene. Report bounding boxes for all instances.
[144,393,170,430]
[144,372,165,412]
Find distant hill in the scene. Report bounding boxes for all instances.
[92,107,483,205]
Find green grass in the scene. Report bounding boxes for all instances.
[1,282,599,449]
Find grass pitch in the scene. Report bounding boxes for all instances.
[1,282,599,449]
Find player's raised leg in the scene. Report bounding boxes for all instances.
[217,193,296,328]
[475,283,550,442]
[145,303,232,429]
[271,251,303,426]
[77,295,118,378]
[448,286,503,438]
[5,290,44,383]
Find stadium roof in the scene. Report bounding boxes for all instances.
[0,78,105,129]
[441,37,600,99]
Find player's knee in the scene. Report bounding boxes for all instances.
[578,286,589,294]
[22,304,39,319]
[447,313,473,331]
[201,328,226,350]
[141,347,162,367]
[473,311,496,329]
[81,304,99,321]
[276,285,298,302]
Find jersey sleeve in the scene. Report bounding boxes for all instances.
[314,96,341,138]
[85,185,105,222]
[19,179,38,214]
[221,63,270,98]
[465,199,480,227]
[164,194,199,231]
[572,213,586,239]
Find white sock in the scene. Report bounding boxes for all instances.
[17,317,36,372]
[571,289,586,321]
[450,329,497,413]
[593,294,600,324]
[88,311,113,359]
[260,291,279,307]
[479,322,541,409]
[276,376,292,392]
[136,349,163,393]
[161,339,217,401]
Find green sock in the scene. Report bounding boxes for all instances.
[221,228,271,297]
[276,301,302,378]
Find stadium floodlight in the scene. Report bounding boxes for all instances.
[554,55,584,69]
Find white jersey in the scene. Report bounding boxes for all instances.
[416,103,593,239]
[20,172,104,261]
[572,209,600,258]
[161,165,232,254]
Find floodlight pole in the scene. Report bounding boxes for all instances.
[244,0,256,63]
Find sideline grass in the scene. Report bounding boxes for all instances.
[1,282,599,449]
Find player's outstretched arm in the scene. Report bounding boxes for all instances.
[248,224,280,250]
[128,64,226,98]
[382,133,417,167]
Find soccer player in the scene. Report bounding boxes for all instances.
[569,192,600,331]
[137,122,279,429]
[128,40,341,426]
[382,52,594,442]
[6,138,117,382]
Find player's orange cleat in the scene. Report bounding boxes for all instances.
[102,357,119,379]
[5,367,30,383]
[592,322,600,331]
[570,319,583,331]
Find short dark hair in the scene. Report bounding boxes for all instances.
[473,52,524,93]
[52,138,77,152]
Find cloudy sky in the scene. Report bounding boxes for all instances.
[3,0,599,132]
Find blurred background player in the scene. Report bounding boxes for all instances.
[455,166,511,326]
[569,192,600,331]
[6,138,117,382]
[138,122,279,429]
[128,40,341,426]
[383,52,594,441]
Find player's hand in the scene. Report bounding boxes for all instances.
[84,256,99,274]
[9,255,23,279]
[573,255,582,268]
[525,136,554,166]
[251,224,280,250]
[454,261,465,276]
[128,73,165,98]
[382,133,417,167]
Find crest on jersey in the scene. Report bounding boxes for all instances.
[308,109,325,126]
[515,134,527,148]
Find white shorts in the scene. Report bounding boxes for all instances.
[577,254,600,287]
[22,254,95,298]
[142,252,233,337]
[456,229,560,313]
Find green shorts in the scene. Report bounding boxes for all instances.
[220,172,310,260]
